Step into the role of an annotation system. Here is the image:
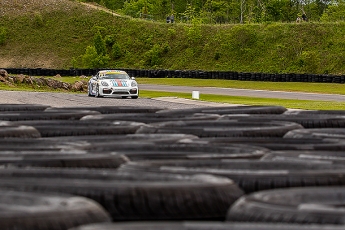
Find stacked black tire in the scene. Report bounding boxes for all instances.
[2,104,345,229]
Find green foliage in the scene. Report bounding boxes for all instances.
[167,28,176,38]
[81,45,110,68]
[80,0,345,24]
[184,18,202,43]
[0,27,7,45]
[144,44,165,67]
[320,2,345,22]
[93,30,107,55]
[142,42,170,67]
[104,34,116,47]
[111,42,123,59]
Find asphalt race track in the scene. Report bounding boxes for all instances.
[0,90,208,109]
[1,83,345,109]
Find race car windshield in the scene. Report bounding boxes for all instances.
[100,74,130,80]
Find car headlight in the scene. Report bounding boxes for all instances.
[101,81,109,86]
[131,81,137,87]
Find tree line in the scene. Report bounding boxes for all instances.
[80,0,345,23]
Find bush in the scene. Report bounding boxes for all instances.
[104,35,116,47]
[82,45,110,68]
[144,44,163,67]
[111,42,123,59]
[93,30,107,55]
[184,18,202,43]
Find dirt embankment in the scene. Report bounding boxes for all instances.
[0,69,88,92]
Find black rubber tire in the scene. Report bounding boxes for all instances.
[74,139,269,154]
[12,120,145,137]
[284,128,345,139]
[45,106,163,114]
[0,189,111,230]
[0,104,50,111]
[43,133,199,144]
[119,159,345,171]
[118,159,345,193]
[0,138,88,151]
[136,120,304,138]
[0,175,244,221]
[88,84,94,97]
[0,167,233,181]
[0,111,101,121]
[218,114,345,128]
[131,96,138,99]
[156,105,287,116]
[0,125,41,138]
[12,119,145,126]
[0,153,129,168]
[95,85,102,98]
[32,125,141,137]
[178,137,345,151]
[226,186,345,225]
[261,150,345,165]
[68,222,345,230]
[81,113,220,123]
[284,109,345,115]
[120,144,269,160]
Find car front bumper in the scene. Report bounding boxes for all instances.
[100,87,138,96]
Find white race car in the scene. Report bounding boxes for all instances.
[88,70,139,99]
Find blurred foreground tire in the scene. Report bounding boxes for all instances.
[118,159,345,193]
[0,174,244,221]
[68,222,345,230]
[136,120,303,138]
[227,186,345,225]
[0,189,111,230]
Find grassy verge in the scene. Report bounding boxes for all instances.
[140,90,345,110]
[137,78,345,95]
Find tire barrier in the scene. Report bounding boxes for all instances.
[227,186,345,225]
[177,137,345,151]
[68,222,345,230]
[218,114,345,128]
[135,120,304,138]
[2,68,345,83]
[2,104,345,228]
[284,128,345,139]
[156,105,288,116]
[0,174,244,221]
[117,159,345,193]
[262,150,345,165]
[0,189,111,230]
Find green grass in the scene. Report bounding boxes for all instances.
[136,78,345,95]
[51,76,345,95]
[139,90,345,110]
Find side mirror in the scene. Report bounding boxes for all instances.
[131,77,136,80]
